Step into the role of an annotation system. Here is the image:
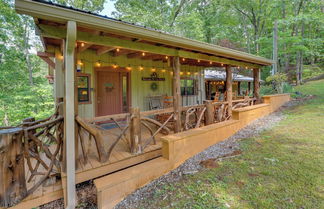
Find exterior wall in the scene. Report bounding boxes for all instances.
[94,93,290,209]
[74,49,205,118]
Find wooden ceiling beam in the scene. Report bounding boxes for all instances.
[78,42,92,53]
[96,46,116,55]
[38,24,262,68]
[37,51,55,68]
[127,52,141,59]
[111,49,132,57]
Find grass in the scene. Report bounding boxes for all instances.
[136,80,324,209]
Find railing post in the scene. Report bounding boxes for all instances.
[0,128,27,207]
[204,100,214,125]
[172,56,182,133]
[226,65,233,118]
[130,107,142,154]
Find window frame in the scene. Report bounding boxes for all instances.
[180,77,198,96]
[77,73,92,104]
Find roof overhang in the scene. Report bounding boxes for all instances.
[15,0,274,67]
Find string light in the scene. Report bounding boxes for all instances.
[151,67,156,72]
[221,63,224,66]
[245,66,248,69]
[161,69,166,73]
[77,60,84,66]
[209,61,212,64]
[165,56,168,59]
[180,72,184,75]
[96,60,101,67]
[81,42,85,47]
[182,58,185,61]
[142,52,146,56]
[187,72,191,75]
[194,72,198,75]
[139,65,144,71]
[197,59,200,63]
[58,55,64,60]
[112,63,118,69]
[116,48,120,52]
[126,64,132,71]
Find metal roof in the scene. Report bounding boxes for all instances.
[205,70,259,82]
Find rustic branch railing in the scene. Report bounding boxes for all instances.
[0,104,63,207]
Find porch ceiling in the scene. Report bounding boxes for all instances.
[16,0,274,68]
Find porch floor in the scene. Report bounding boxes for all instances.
[13,127,164,209]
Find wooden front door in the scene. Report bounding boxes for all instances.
[96,71,129,116]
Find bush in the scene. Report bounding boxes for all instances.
[266,73,288,93]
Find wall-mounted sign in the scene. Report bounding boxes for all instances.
[142,72,165,81]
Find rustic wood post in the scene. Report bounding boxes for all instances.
[226,65,233,118]
[204,100,214,125]
[130,107,142,154]
[253,68,261,102]
[172,56,182,133]
[0,128,27,207]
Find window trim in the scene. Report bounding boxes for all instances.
[77,73,92,104]
[180,77,198,96]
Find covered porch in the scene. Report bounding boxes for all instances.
[0,0,274,208]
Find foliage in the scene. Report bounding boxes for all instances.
[133,80,324,209]
[0,0,54,126]
[53,0,106,13]
[266,73,288,93]
[109,0,324,83]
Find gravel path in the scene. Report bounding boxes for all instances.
[115,101,297,209]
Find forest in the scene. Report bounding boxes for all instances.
[0,0,323,126]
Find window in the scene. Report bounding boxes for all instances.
[181,78,198,96]
[77,73,91,103]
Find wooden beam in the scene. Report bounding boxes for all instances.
[111,49,132,57]
[78,43,92,53]
[38,56,55,68]
[172,56,182,133]
[253,68,260,101]
[127,52,141,59]
[226,65,233,118]
[38,24,263,69]
[64,20,77,209]
[96,46,115,55]
[37,51,55,57]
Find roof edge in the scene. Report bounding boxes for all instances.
[15,0,274,66]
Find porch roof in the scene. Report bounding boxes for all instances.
[15,0,274,68]
[205,70,260,82]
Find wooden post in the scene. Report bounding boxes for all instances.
[204,100,213,125]
[238,81,241,96]
[130,107,142,154]
[0,128,27,207]
[64,20,77,209]
[172,56,181,133]
[253,68,261,102]
[248,82,251,95]
[54,49,64,104]
[225,65,233,118]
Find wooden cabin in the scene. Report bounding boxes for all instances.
[0,1,292,209]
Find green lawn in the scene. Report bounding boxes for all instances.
[136,80,324,209]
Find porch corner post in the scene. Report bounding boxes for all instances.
[225,65,233,118]
[64,20,77,209]
[172,56,182,133]
[253,68,261,102]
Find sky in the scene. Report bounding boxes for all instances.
[100,0,117,16]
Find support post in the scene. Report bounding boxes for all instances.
[204,100,213,125]
[238,81,241,96]
[253,68,261,102]
[54,49,64,104]
[130,107,142,154]
[0,128,26,207]
[225,65,233,118]
[172,56,181,133]
[248,82,251,95]
[64,21,77,209]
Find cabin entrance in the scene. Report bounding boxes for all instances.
[96,70,130,116]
